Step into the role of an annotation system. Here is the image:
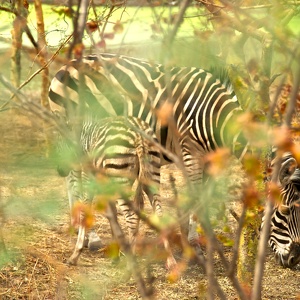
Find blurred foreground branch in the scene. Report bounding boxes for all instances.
[0,34,72,113]
[0,74,69,140]
[106,201,154,300]
[252,52,300,300]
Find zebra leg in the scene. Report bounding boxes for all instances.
[65,170,81,225]
[180,144,205,254]
[66,169,101,263]
[67,224,86,265]
[80,171,102,252]
[117,198,140,255]
[144,185,177,271]
[66,199,101,265]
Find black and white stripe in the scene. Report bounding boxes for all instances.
[57,116,175,267]
[49,54,247,257]
[49,53,300,267]
[49,53,246,183]
[263,153,300,268]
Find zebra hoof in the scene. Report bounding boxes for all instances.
[66,257,78,266]
[88,232,103,251]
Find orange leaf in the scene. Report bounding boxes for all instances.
[71,202,94,228]
[94,195,109,212]
[268,181,281,206]
[205,148,231,176]
[242,153,261,178]
[73,43,85,59]
[272,126,293,153]
[156,102,173,126]
[105,242,120,259]
[291,143,300,165]
[86,20,99,33]
[51,7,72,18]
[243,183,259,208]
[113,21,124,34]
[150,0,162,6]
[166,261,186,283]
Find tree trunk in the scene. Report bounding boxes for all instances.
[34,0,49,109]
[11,0,28,87]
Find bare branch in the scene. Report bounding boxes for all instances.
[228,204,247,277]
[252,35,300,298]
[284,57,300,127]
[198,210,248,300]
[0,34,73,112]
[106,202,154,300]
[229,208,240,222]
[0,189,7,256]
[68,0,90,59]
[163,0,192,47]
[206,235,216,300]
[0,74,70,140]
[268,45,299,124]
[251,196,273,300]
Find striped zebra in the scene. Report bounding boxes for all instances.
[57,116,176,267]
[49,53,300,267]
[263,152,300,268]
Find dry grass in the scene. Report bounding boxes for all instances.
[0,107,300,300]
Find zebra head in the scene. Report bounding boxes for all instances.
[269,153,300,268]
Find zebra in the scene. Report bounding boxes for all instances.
[56,115,176,268]
[49,52,246,213]
[49,53,300,268]
[263,152,300,268]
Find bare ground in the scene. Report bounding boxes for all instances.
[0,108,300,300]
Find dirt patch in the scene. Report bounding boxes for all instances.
[0,107,300,299]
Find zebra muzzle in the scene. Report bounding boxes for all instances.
[287,242,300,268]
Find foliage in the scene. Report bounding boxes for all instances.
[0,0,300,299]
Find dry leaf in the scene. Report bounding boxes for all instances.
[156,102,173,126]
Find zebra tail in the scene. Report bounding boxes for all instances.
[134,138,151,211]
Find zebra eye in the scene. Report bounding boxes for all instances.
[291,199,300,209]
[279,204,290,215]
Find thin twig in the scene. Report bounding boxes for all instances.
[68,0,89,59]
[252,41,300,300]
[0,34,73,112]
[228,204,247,277]
[27,258,39,287]
[163,0,192,47]
[251,195,273,300]
[229,208,240,222]
[106,201,154,300]
[284,57,300,127]
[206,234,216,300]
[171,181,226,299]
[0,74,71,140]
[0,189,7,255]
[199,213,248,300]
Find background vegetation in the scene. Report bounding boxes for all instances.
[0,0,300,299]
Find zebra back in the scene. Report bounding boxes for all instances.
[49,53,247,161]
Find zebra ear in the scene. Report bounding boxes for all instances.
[278,156,297,186]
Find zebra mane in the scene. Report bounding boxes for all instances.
[208,65,233,91]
